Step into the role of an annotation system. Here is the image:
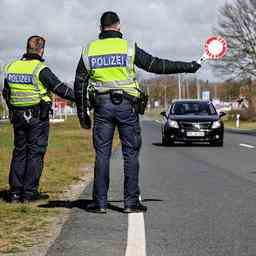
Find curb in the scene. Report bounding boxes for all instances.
[225,127,256,136]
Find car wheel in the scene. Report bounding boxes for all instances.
[162,135,174,146]
[162,135,169,146]
[210,140,223,147]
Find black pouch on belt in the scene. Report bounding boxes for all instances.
[40,100,52,120]
[110,90,123,105]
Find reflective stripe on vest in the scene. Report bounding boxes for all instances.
[11,92,39,97]
[5,60,51,107]
[82,38,140,97]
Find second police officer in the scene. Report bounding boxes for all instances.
[74,12,201,213]
[3,36,75,203]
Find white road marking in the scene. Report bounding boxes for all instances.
[239,143,255,149]
[125,213,146,256]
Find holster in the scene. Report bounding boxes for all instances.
[134,90,149,115]
[40,100,52,121]
[88,90,96,110]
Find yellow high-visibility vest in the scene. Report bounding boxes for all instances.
[4,59,51,107]
[82,38,140,97]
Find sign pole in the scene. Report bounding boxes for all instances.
[178,74,181,99]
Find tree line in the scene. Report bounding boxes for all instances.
[141,76,256,107]
[142,0,256,116]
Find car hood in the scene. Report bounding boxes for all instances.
[169,115,219,122]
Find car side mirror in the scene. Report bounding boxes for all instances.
[219,111,226,118]
[160,111,167,117]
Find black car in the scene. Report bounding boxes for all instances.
[160,100,226,146]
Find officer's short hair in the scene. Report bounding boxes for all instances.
[26,35,45,54]
[100,11,120,30]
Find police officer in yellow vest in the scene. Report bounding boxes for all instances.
[74,12,201,213]
[3,36,75,203]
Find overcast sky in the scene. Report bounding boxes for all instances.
[0,0,227,82]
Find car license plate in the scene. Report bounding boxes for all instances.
[187,131,205,137]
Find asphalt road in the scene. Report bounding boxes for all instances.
[46,120,256,256]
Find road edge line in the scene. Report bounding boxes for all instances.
[125,213,146,256]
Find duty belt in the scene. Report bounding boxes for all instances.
[95,90,139,104]
[12,105,40,123]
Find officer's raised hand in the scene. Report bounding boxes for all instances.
[189,61,201,73]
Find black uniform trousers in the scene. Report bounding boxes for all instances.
[9,111,49,196]
[93,95,142,208]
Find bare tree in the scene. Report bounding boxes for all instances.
[213,0,256,79]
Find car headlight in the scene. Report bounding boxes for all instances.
[168,120,179,128]
[212,121,221,129]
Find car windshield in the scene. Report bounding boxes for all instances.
[171,102,217,116]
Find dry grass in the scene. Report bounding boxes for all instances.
[144,108,164,120]
[0,117,119,254]
[224,120,256,129]
[0,204,59,254]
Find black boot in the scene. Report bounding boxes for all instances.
[7,191,22,203]
[86,202,107,214]
[22,191,49,203]
[123,202,147,213]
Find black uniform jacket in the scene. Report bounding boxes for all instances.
[3,53,75,109]
[74,30,199,127]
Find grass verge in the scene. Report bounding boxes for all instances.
[144,109,164,120]
[0,117,119,254]
[224,120,256,129]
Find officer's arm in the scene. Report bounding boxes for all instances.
[134,44,200,74]
[39,68,75,102]
[74,56,91,129]
[2,79,11,109]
